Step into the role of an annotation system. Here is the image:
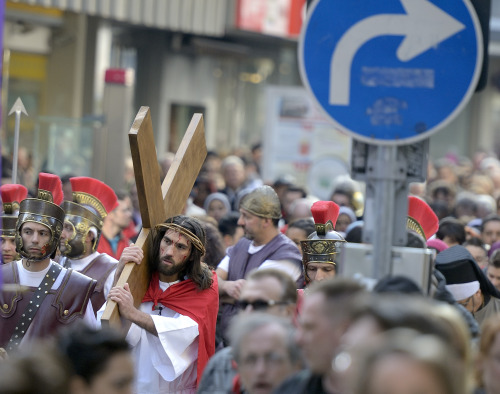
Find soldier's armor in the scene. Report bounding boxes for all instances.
[0,262,97,348]
[80,254,118,313]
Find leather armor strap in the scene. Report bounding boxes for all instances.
[6,263,63,351]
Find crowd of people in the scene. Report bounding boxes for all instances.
[1,146,500,394]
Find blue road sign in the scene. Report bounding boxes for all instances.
[299,0,482,145]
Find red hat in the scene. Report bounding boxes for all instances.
[0,184,28,238]
[38,173,64,205]
[407,196,439,240]
[1,184,28,214]
[311,201,340,231]
[69,177,118,219]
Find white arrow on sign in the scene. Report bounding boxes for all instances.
[329,0,465,106]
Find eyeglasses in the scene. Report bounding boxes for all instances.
[236,299,290,311]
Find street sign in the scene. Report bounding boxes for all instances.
[299,0,483,145]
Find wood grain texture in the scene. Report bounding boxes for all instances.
[101,108,206,330]
[161,113,207,215]
[129,107,164,229]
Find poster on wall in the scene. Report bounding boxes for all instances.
[262,86,352,200]
[236,0,305,38]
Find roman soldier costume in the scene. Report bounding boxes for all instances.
[301,201,346,284]
[59,176,118,313]
[0,173,97,350]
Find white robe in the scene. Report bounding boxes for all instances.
[99,280,200,394]
[14,260,98,346]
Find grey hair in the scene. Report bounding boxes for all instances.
[221,155,245,171]
[229,312,302,365]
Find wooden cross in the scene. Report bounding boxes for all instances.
[101,106,207,329]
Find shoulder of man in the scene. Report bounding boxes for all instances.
[197,347,235,393]
[84,253,118,287]
[54,268,97,319]
[275,233,301,249]
[268,234,302,260]
[88,253,118,268]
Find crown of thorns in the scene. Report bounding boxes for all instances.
[156,222,206,256]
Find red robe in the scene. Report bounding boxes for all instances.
[142,271,219,386]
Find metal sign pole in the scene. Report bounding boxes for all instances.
[352,140,428,279]
[362,145,407,277]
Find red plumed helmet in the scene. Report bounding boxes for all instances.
[1,184,28,214]
[301,200,346,280]
[70,177,118,219]
[407,196,439,240]
[38,173,64,205]
[311,201,340,229]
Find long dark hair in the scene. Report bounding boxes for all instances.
[150,215,213,290]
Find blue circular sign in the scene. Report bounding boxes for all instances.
[299,0,482,145]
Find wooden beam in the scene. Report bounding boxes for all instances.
[101,108,207,329]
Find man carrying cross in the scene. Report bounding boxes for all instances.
[103,215,219,393]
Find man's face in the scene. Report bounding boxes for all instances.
[1,237,17,263]
[238,209,265,243]
[465,245,488,268]
[239,277,292,318]
[86,351,135,394]
[157,229,192,280]
[482,220,500,246]
[487,265,500,291]
[20,222,52,260]
[457,289,483,313]
[207,199,229,222]
[238,324,298,394]
[335,213,353,233]
[59,222,75,255]
[111,198,133,230]
[224,163,245,190]
[283,191,303,217]
[368,354,448,394]
[296,293,344,374]
[306,262,336,283]
[331,193,351,209]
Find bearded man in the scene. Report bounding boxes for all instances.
[103,215,219,394]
